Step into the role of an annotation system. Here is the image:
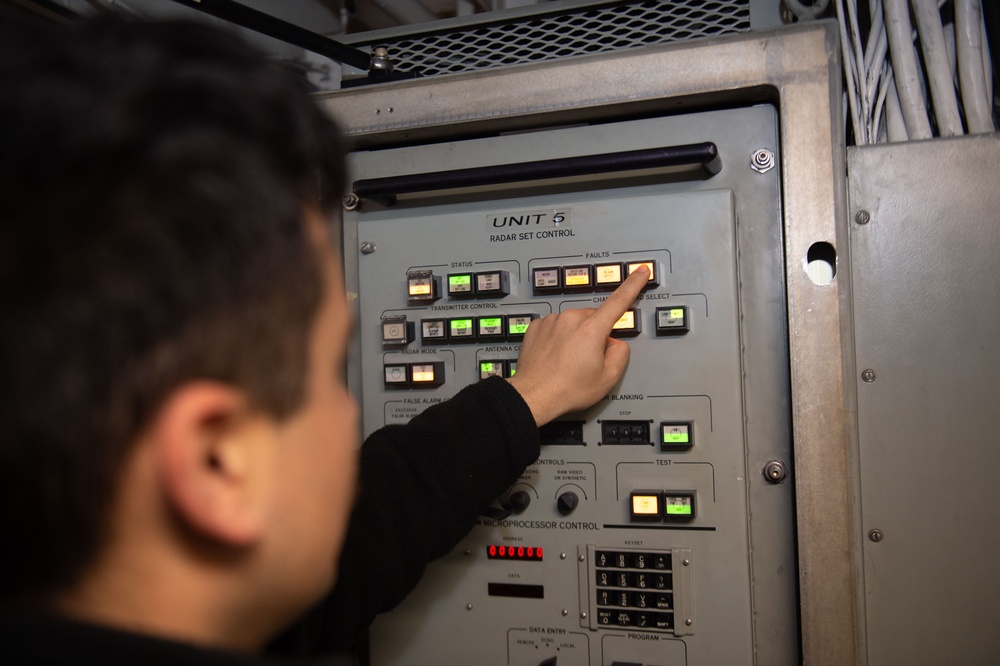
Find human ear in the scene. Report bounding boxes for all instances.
[152,381,276,547]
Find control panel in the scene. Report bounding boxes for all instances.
[343,107,796,665]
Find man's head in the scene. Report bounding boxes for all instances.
[0,13,358,645]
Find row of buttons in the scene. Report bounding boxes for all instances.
[479,359,517,379]
[596,609,674,630]
[533,259,659,295]
[383,362,445,388]
[406,269,511,303]
[382,306,688,348]
[596,550,672,570]
[630,491,696,522]
[597,589,673,611]
[596,570,673,590]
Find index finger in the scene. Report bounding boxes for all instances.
[591,265,649,330]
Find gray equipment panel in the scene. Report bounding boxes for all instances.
[848,135,1000,665]
[343,106,797,665]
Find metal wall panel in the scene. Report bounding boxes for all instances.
[848,135,1000,665]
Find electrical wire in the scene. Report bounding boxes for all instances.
[956,0,995,132]
[911,0,964,135]
[883,0,933,139]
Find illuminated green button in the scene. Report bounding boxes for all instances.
[660,422,693,450]
[447,273,474,297]
[477,316,504,339]
[479,361,504,380]
[506,360,518,377]
[507,314,535,339]
[449,318,474,340]
[663,493,695,521]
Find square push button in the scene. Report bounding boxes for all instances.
[594,262,625,290]
[383,364,409,387]
[448,317,475,342]
[532,267,561,294]
[611,308,641,337]
[660,422,693,450]
[630,491,663,522]
[506,314,536,340]
[381,316,413,346]
[406,270,440,303]
[420,318,448,345]
[626,260,660,289]
[410,362,445,387]
[479,360,505,380]
[446,273,475,299]
[562,265,594,291]
[476,315,505,340]
[505,359,518,377]
[663,492,696,521]
[655,306,689,335]
[476,271,510,298]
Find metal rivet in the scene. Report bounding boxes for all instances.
[575,554,582,561]
[580,612,587,619]
[342,193,360,210]
[683,559,690,566]
[360,242,376,255]
[562,609,569,616]
[855,210,871,225]
[466,603,473,611]
[862,369,876,383]
[868,529,884,543]
[685,619,693,626]
[750,148,775,173]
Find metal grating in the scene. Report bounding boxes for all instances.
[353,0,751,79]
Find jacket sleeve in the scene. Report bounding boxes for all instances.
[270,376,540,655]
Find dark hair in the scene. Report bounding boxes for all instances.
[0,14,346,600]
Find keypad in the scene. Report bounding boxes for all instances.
[593,548,674,632]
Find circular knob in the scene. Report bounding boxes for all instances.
[557,491,579,516]
[509,490,531,514]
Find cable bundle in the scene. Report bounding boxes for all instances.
[827,0,995,143]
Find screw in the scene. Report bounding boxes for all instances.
[577,554,583,562]
[360,242,376,255]
[580,612,587,620]
[562,609,569,617]
[862,369,876,383]
[342,192,360,210]
[466,603,473,610]
[686,619,693,626]
[751,148,775,174]
[855,210,871,225]
[683,559,690,566]
[763,460,788,484]
[868,529,884,543]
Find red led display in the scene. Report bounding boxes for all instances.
[487,545,543,561]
